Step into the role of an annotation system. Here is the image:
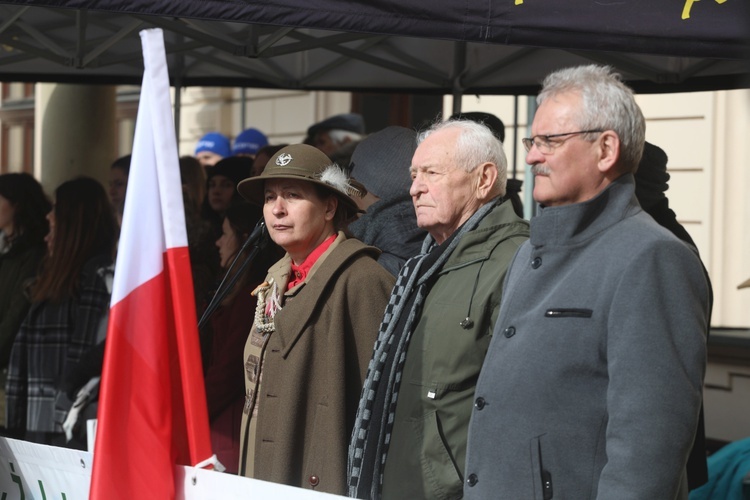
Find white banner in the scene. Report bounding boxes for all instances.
[0,437,344,499]
[0,437,91,499]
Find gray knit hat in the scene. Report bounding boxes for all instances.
[237,144,362,221]
[349,126,417,201]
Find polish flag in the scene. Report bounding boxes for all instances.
[90,29,213,500]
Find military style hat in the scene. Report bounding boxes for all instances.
[237,144,363,221]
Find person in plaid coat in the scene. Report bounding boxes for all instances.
[5,177,117,447]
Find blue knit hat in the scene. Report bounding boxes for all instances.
[194,132,231,158]
[232,128,269,156]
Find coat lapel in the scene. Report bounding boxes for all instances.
[274,238,377,358]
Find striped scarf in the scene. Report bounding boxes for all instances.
[347,200,496,499]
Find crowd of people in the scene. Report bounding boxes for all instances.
[0,64,714,499]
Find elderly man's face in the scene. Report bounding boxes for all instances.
[526,91,605,207]
[409,128,482,244]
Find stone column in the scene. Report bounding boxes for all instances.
[34,83,117,193]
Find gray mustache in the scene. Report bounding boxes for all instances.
[531,164,551,176]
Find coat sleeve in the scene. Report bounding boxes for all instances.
[5,313,31,431]
[0,247,44,368]
[342,258,395,428]
[599,239,709,499]
[65,262,111,375]
[204,290,257,420]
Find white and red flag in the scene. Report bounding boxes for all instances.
[90,28,213,500]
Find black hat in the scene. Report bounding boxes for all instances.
[306,113,366,139]
[207,156,252,187]
[449,112,505,143]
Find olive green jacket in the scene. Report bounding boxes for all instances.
[240,233,395,494]
[381,200,529,500]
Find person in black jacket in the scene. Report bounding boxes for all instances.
[634,141,713,491]
[0,173,51,434]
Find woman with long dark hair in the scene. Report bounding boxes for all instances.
[0,173,50,431]
[180,155,218,316]
[5,176,117,446]
[201,156,252,240]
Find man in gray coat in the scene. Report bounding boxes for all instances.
[464,65,710,499]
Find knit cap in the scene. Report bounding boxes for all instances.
[233,128,269,156]
[349,126,417,201]
[195,132,231,158]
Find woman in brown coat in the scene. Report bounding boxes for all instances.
[236,144,395,494]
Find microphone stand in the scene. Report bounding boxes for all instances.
[198,220,268,331]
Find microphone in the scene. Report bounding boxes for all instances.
[239,219,267,252]
[198,218,269,330]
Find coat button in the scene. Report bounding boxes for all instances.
[532,257,542,269]
[309,475,319,487]
[504,326,516,338]
[474,397,486,410]
[467,473,478,487]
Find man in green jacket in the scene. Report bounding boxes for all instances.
[349,119,530,499]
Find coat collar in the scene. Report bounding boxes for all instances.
[530,173,642,249]
[441,198,529,272]
[272,234,380,358]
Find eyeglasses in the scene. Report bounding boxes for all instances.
[522,129,603,154]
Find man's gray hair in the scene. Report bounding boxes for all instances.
[418,119,507,197]
[538,64,646,172]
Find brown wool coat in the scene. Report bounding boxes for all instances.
[240,235,395,494]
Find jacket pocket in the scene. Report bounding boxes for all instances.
[531,435,554,500]
[413,410,463,500]
[407,300,490,389]
[544,308,593,318]
[304,402,331,491]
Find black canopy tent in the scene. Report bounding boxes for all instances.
[0,0,747,96]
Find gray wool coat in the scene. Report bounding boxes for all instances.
[464,174,709,500]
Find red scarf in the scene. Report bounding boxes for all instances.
[287,234,337,290]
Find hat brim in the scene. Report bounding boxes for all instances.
[738,277,750,290]
[237,172,360,221]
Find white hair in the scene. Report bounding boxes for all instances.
[418,119,507,197]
